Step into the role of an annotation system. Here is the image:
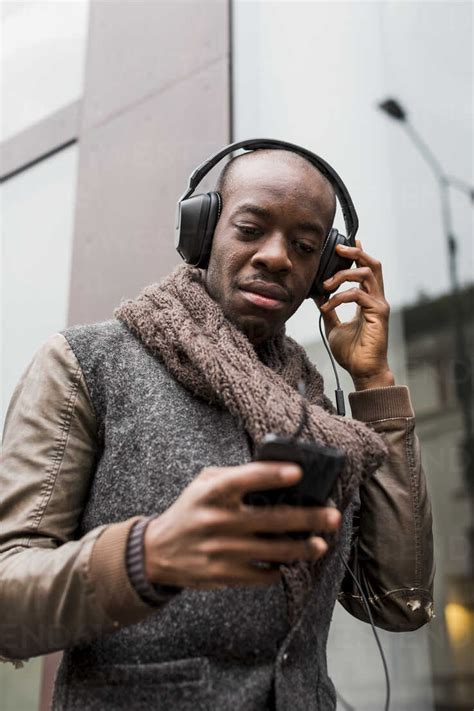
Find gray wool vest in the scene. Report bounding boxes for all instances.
[52,319,354,711]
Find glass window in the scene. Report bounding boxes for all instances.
[1,145,78,430]
[0,657,43,711]
[1,1,90,141]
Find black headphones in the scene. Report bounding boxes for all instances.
[175,138,359,298]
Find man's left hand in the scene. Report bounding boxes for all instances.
[314,240,395,391]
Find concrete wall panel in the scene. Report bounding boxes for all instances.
[68,57,229,324]
[0,101,80,181]
[81,0,229,130]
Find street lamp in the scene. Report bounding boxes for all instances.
[379,98,473,287]
[378,97,473,570]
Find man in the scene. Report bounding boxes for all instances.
[0,148,434,710]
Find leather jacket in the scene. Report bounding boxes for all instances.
[0,333,435,665]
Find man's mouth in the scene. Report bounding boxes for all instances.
[238,280,290,310]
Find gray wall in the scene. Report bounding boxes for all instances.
[68,0,231,325]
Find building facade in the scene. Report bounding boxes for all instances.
[1,1,472,709]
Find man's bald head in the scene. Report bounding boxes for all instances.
[205,147,338,344]
[215,148,337,224]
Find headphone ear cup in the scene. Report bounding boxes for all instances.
[308,229,354,298]
[176,192,222,268]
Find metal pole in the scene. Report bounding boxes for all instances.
[403,122,444,178]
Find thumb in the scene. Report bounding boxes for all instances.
[320,307,339,338]
[314,296,339,335]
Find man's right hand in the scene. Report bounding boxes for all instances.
[144,462,342,590]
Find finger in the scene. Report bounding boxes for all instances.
[195,561,282,588]
[237,504,341,534]
[197,462,302,503]
[209,534,329,563]
[321,287,390,320]
[322,266,379,296]
[335,243,385,294]
[319,299,341,335]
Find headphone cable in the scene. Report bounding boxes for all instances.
[318,306,390,709]
[336,550,391,711]
[318,312,346,416]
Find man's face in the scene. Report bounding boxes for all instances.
[204,152,336,345]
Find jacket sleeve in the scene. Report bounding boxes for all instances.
[0,334,164,665]
[337,385,435,632]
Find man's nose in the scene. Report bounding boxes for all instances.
[250,232,292,273]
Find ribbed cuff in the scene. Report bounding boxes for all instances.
[125,516,183,606]
[89,516,157,627]
[348,385,414,422]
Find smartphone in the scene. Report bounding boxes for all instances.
[242,434,346,540]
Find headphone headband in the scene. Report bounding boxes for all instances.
[175,138,359,300]
[178,138,359,242]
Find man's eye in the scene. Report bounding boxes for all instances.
[295,241,316,254]
[235,225,262,237]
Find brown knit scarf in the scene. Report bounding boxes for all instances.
[115,265,387,621]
